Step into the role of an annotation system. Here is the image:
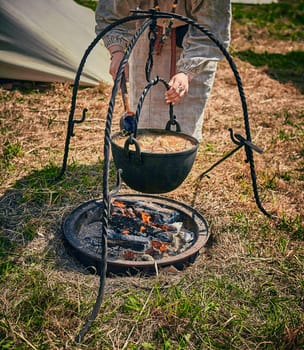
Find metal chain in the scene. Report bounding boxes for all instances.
[145,17,157,82]
[145,0,178,82]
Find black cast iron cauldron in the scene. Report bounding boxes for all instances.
[110,128,199,194]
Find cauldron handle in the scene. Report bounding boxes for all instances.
[132,77,182,136]
[123,134,142,164]
[159,78,182,132]
[165,103,181,132]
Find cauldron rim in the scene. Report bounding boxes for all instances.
[110,128,199,157]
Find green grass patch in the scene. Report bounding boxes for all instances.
[234,50,304,93]
[114,275,304,349]
[0,266,82,349]
[13,161,110,205]
[0,140,23,169]
[277,214,304,240]
[74,0,97,12]
[0,237,16,278]
[232,1,304,41]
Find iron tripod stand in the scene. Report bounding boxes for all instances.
[56,8,271,343]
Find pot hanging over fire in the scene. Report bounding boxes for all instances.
[110,129,199,193]
[55,10,272,342]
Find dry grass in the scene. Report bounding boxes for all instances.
[0,17,303,350]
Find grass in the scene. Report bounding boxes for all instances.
[0,1,304,349]
[233,49,304,93]
[74,0,98,12]
[232,1,304,41]
[231,1,304,94]
[2,254,303,349]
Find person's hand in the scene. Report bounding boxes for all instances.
[109,46,129,80]
[165,72,190,105]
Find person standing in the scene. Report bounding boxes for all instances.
[95,0,231,141]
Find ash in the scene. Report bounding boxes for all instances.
[78,199,196,262]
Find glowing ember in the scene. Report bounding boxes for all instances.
[98,198,196,261]
[141,211,151,224]
[63,194,209,273]
[112,200,126,209]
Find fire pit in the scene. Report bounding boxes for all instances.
[63,194,209,274]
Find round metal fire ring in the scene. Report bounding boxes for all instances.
[63,194,209,274]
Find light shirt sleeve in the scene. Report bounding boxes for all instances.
[95,0,138,49]
[176,0,231,77]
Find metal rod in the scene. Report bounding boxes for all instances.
[196,144,243,182]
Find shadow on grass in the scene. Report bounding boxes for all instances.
[1,159,302,281]
[0,79,53,93]
[235,49,304,93]
[0,162,114,279]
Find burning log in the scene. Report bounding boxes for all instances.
[64,194,209,272]
[106,199,195,261]
[112,199,181,224]
[78,198,196,262]
[107,229,149,251]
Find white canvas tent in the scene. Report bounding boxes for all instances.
[0,0,112,86]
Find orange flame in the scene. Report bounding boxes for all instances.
[151,240,168,252]
[159,244,168,252]
[151,240,161,249]
[141,211,151,224]
[113,200,126,209]
[139,225,146,233]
